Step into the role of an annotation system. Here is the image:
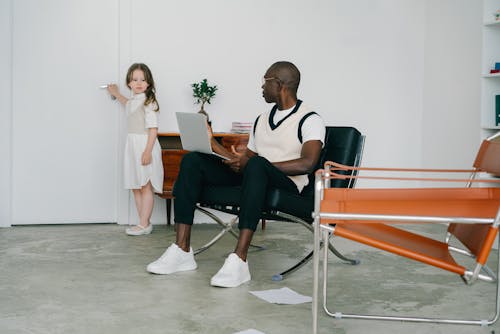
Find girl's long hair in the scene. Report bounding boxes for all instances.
[126,63,160,111]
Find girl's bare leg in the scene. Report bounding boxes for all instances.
[128,188,149,232]
[132,189,142,222]
[138,182,154,228]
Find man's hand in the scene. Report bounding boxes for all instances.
[223,146,250,173]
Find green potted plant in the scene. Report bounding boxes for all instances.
[192,78,218,122]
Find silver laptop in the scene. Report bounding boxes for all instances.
[175,112,230,160]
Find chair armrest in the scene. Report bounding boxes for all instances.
[324,161,500,184]
[326,161,476,174]
[318,212,495,225]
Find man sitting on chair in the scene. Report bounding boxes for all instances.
[146,61,326,288]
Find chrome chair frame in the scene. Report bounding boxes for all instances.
[314,207,500,325]
[312,133,500,332]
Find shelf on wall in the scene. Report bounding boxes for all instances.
[484,20,500,26]
[481,1,500,134]
[481,125,500,130]
[483,73,500,78]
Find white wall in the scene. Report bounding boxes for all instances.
[133,0,426,195]
[0,0,12,227]
[422,0,482,169]
[138,0,425,168]
[11,0,120,224]
[0,0,483,226]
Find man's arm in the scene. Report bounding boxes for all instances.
[204,122,238,159]
[273,140,322,175]
[211,137,237,158]
[226,140,322,175]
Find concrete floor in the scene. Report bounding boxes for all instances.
[0,222,498,334]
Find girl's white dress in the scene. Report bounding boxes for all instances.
[123,93,164,193]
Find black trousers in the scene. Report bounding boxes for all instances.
[172,152,299,231]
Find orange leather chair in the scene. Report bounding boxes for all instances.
[312,133,500,333]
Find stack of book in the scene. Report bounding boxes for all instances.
[231,122,253,134]
[490,62,500,74]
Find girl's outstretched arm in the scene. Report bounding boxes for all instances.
[141,127,158,165]
[107,84,128,106]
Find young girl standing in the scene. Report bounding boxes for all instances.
[107,63,164,236]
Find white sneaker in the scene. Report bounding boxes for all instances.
[126,224,153,236]
[210,253,251,288]
[146,243,197,275]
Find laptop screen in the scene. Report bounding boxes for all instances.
[175,112,230,160]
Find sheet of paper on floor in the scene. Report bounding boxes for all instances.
[249,287,312,305]
[233,329,265,334]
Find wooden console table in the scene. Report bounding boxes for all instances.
[157,132,249,224]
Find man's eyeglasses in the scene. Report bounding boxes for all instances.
[262,77,282,85]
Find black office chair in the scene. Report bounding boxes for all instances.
[195,126,365,280]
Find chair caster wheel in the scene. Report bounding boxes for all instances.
[272,274,283,281]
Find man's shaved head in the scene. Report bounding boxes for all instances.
[266,61,301,95]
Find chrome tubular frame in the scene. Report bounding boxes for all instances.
[318,223,500,326]
[311,170,500,333]
[271,210,358,281]
[448,245,473,257]
[194,206,264,255]
[319,212,495,225]
[312,172,323,334]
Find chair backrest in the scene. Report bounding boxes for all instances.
[448,136,500,265]
[301,126,363,197]
[473,137,500,175]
